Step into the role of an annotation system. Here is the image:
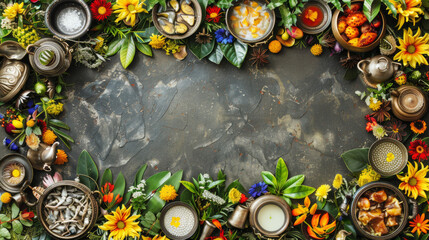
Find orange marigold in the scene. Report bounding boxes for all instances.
[55,149,68,165]
[42,130,57,145]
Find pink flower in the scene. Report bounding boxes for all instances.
[43,172,62,188]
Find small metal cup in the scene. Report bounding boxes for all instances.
[228,205,249,229]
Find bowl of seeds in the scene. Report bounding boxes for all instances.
[160,202,199,240]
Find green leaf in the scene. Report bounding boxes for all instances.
[33,126,42,135]
[216,0,234,9]
[342,217,357,238]
[278,5,295,29]
[198,0,209,15]
[180,181,198,194]
[341,148,369,174]
[19,219,32,227]
[56,84,62,94]
[282,196,292,206]
[381,0,396,16]
[187,38,215,60]
[134,165,148,186]
[136,42,153,57]
[50,127,74,143]
[134,26,160,42]
[77,150,99,190]
[225,179,246,195]
[283,174,305,190]
[329,0,343,10]
[120,35,136,69]
[147,170,183,214]
[0,228,10,239]
[322,201,339,217]
[101,168,113,187]
[276,158,288,187]
[18,133,25,145]
[159,0,167,9]
[261,171,278,187]
[208,44,223,64]
[48,119,70,130]
[144,171,171,195]
[207,180,225,190]
[180,189,193,203]
[363,0,381,22]
[220,41,248,68]
[267,0,287,9]
[56,134,71,150]
[25,127,32,136]
[282,185,315,199]
[106,38,125,57]
[343,0,351,7]
[12,220,22,234]
[112,172,126,197]
[11,203,19,219]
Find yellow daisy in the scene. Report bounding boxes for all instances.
[332,174,343,189]
[159,185,178,201]
[112,0,148,26]
[388,0,423,29]
[99,205,142,240]
[315,184,331,201]
[2,2,25,19]
[228,188,241,204]
[394,28,429,68]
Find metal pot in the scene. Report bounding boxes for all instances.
[0,59,29,103]
[340,181,417,240]
[391,85,428,122]
[248,195,291,238]
[357,55,401,88]
[27,180,100,240]
[26,38,72,77]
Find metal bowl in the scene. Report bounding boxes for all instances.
[225,0,275,45]
[45,0,92,40]
[159,202,199,240]
[152,0,202,40]
[37,180,99,240]
[248,195,291,238]
[350,181,416,240]
[296,0,332,35]
[0,154,33,194]
[368,138,408,177]
[331,0,385,52]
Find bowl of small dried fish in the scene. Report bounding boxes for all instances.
[152,0,202,39]
[344,182,417,239]
[36,180,100,239]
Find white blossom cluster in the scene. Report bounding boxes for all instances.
[1,18,15,30]
[202,190,225,205]
[128,179,147,199]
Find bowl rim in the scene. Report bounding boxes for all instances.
[37,180,99,240]
[225,0,276,44]
[331,0,386,52]
[45,0,92,40]
[368,138,408,177]
[350,181,409,240]
[159,201,199,240]
[152,0,203,40]
[296,0,332,35]
[0,153,33,193]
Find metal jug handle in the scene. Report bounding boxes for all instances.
[339,193,352,216]
[390,89,400,98]
[19,181,38,207]
[408,198,418,220]
[357,59,370,76]
[25,44,39,55]
[392,61,402,71]
[92,190,103,205]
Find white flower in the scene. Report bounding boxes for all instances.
[132,192,143,199]
[365,96,371,106]
[203,174,210,179]
[202,190,226,205]
[377,84,382,91]
[355,91,362,96]
[373,124,387,140]
[380,92,386,100]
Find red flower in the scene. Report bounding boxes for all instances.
[206,6,222,23]
[101,182,115,194]
[239,193,248,203]
[103,192,123,204]
[90,0,112,21]
[30,0,39,3]
[409,139,429,162]
[21,210,35,221]
[37,120,48,134]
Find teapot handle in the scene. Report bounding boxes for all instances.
[391,89,400,97]
[340,193,352,216]
[357,59,370,76]
[25,44,39,55]
[19,181,38,207]
[408,198,418,220]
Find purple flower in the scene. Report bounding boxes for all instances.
[249,181,268,198]
[3,138,18,151]
[330,42,343,56]
[214,28,234,44]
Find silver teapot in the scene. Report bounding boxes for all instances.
[357,55,401,87]
[27,142,59,171]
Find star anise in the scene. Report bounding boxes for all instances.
[195,28,212,44]
[371,100,391,122]
[340,52,362,69]
[250,48,269,68]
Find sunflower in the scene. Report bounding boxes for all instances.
[411,120,427,134]
[410,214,429,236]
[55,149,68,165]
[397,161,429,199]
[388,0,423,29]
[112,0,148,26]
[409,139,429,162]
[159,185,178,201]
[315,184,331,202]
[2,2,25,19]
[99,205,141,240]
[394,28,429,68]
[91,0,112,21]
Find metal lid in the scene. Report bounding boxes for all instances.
[398,88,425,114]
[0,154,33,193]
[0,59,29,103]
[368,138,408,177]
[296,0,332,34]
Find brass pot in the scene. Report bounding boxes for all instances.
[331,0,386,52]
[35,180,100,240]
[391,85,428,122]
[26,38,72,77]
[248,195,291,238]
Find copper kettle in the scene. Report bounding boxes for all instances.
[391,85,428,122]
[357,55,401,88]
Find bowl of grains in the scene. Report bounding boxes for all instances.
[160,202,199,240]
[45,0,92,40]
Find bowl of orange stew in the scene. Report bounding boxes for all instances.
[296,0,331,35]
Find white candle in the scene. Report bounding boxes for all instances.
[257,204,286,232]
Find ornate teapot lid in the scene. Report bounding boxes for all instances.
[397,87,425,114]
[0,59,29,103]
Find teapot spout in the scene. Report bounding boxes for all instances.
[41,141,59,167]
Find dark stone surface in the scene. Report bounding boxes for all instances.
[0,47,376,190]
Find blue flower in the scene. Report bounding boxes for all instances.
[249,181,268,198]
[3,138,19,151]
[214,28,234,44]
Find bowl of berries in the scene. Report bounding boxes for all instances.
[331,0,385,52]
